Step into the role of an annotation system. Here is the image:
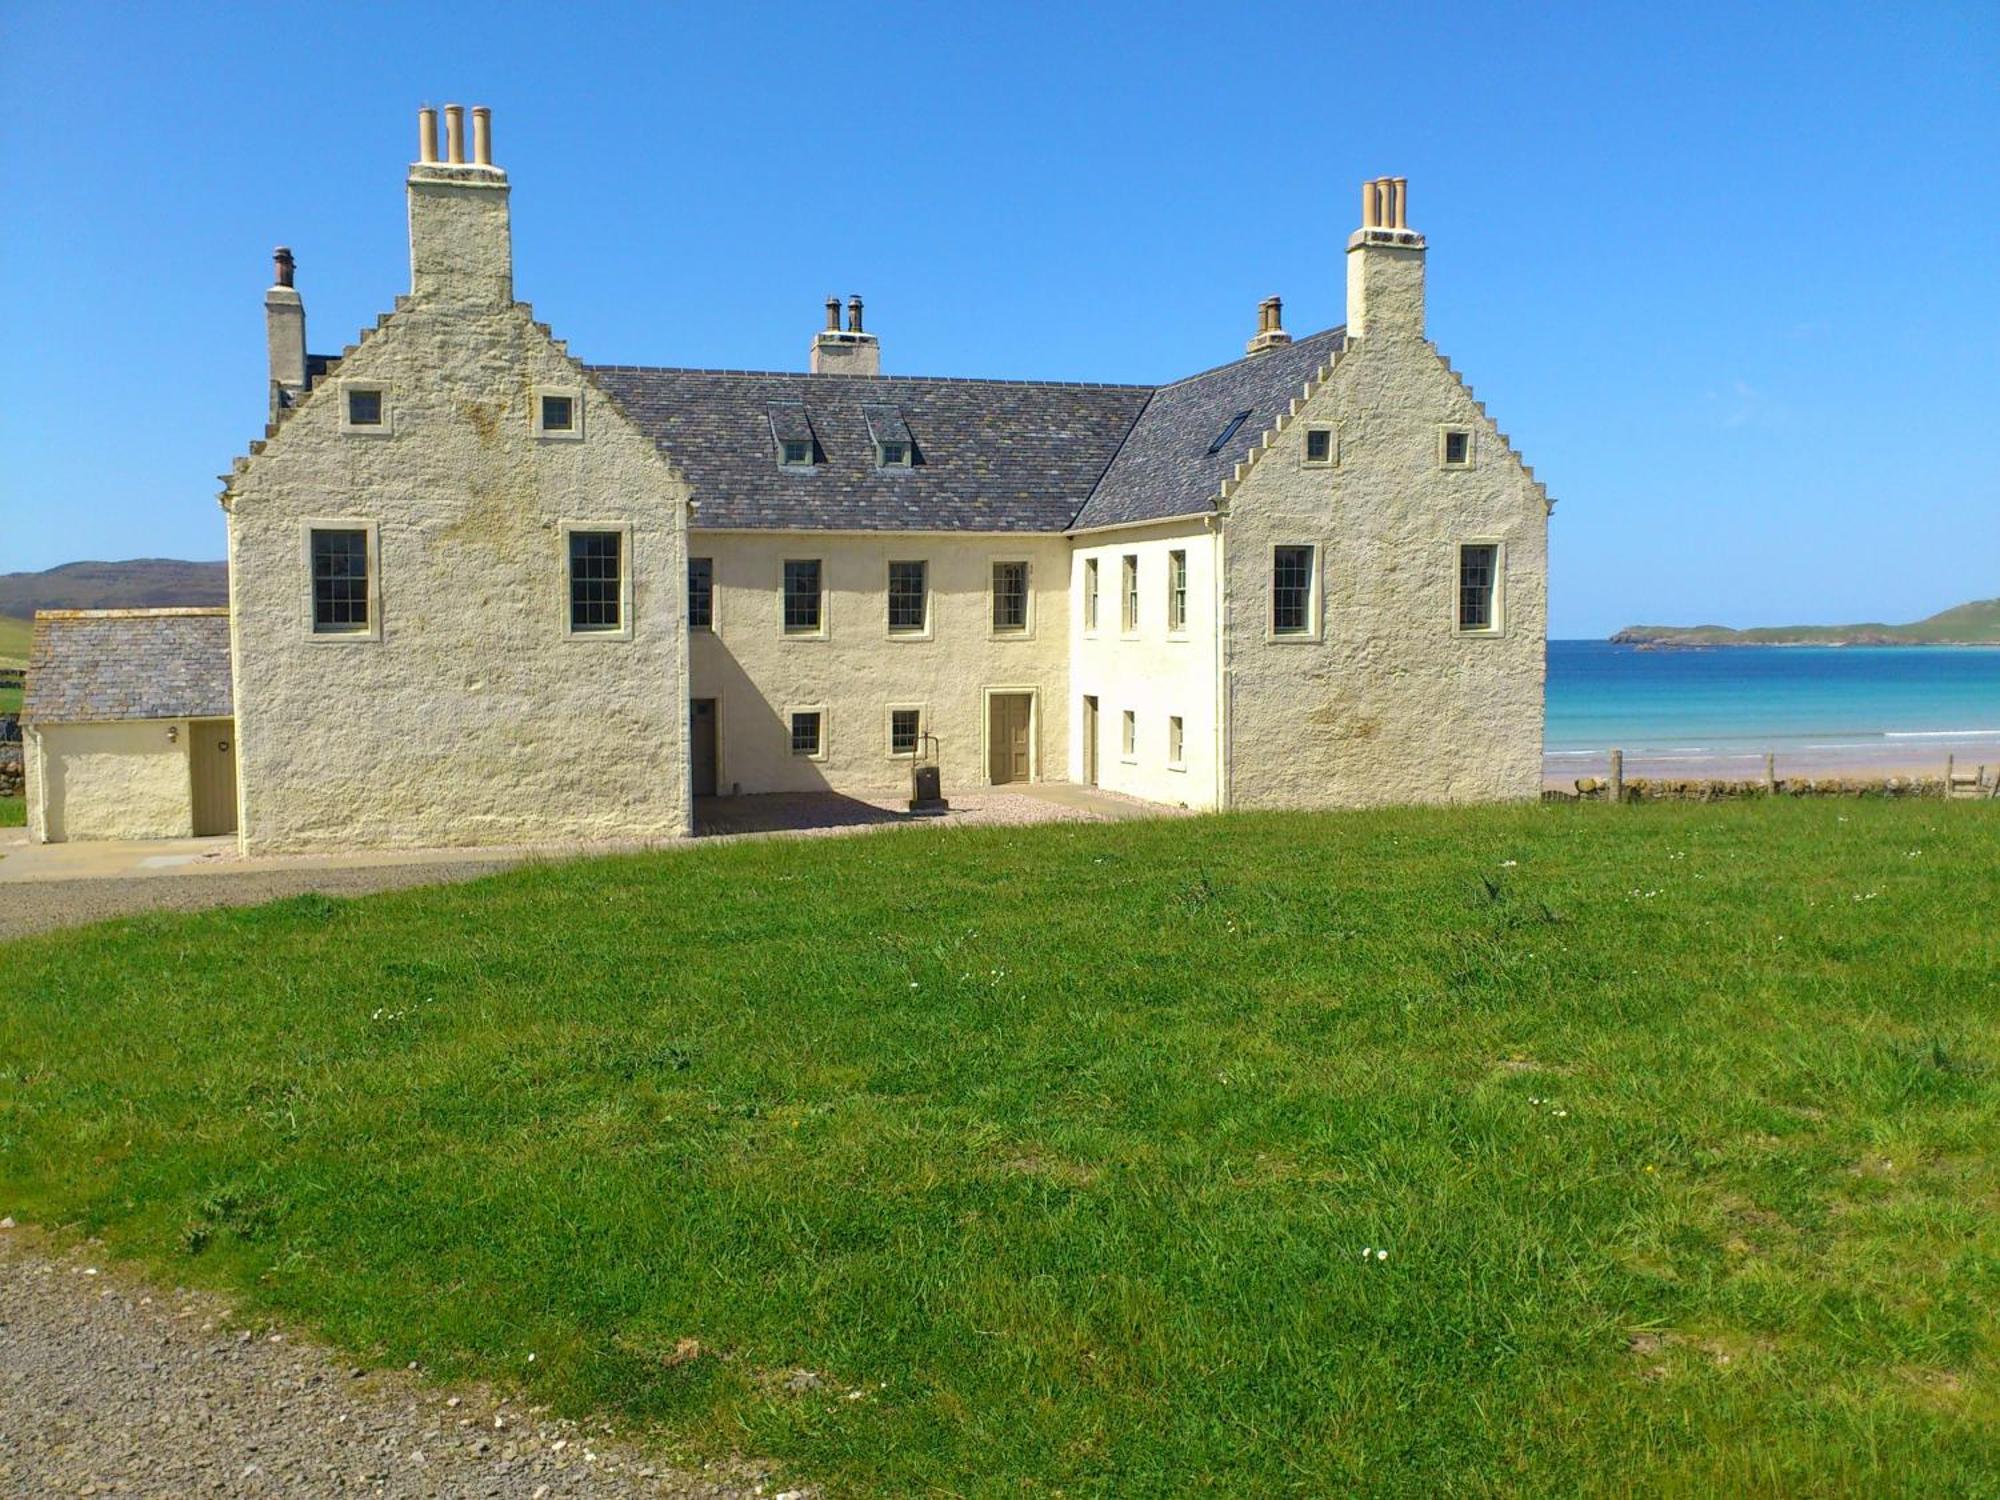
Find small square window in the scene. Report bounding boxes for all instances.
[541,395,574,431]
[781,438,813,467]
[1168,715,1185,769]
[878,440,911,468]
[1441,428,1474,468]
[890,708,921,757]
[790,710,823,758]
[1304,426,1335,465]
[687,557,713,631]
[346,388,383,427]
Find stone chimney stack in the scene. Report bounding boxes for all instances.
[265,246,307,422]
[1345,175,1426,342]
[407,103,512,307]
[1245,294,1292,356]
[809,292,881,375]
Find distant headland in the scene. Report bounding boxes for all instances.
[1612,598,2000,647]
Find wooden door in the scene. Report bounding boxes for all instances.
[1081,696,1098,786]
[988,694,1033,784]
[189,718,238,836]
[690,699,718,797]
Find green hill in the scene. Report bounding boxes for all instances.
[0,559,227,620]
[1614,597,2000,646]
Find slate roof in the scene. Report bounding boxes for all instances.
[1071,326,1345,531]
[588,367,1153,533]
[23,609,233,724]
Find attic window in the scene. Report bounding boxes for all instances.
[1440,428,1474,468]
[339,381,390,433]
[769,402,817,468]
[863,404,916,470]
[535,387,583,440]
[1207,410,1252,455]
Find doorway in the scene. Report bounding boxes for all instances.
[1081,695,1099,786]
[189,718,238,836]
[987,692,1034,785]
[690,698,719,796]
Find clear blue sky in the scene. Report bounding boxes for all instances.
[2,1,1994,637]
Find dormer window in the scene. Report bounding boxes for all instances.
[769,402,817,469]
[1207,409,1251,455]
[863,403,916,471]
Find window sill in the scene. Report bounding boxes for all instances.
[886,629,934,643]
[567,626,634,643]
[781,630,829,643]
[1265,632,1322,645]
[1167,762,1187,773]
[306,628,380,644]
[1119,756,1138,766]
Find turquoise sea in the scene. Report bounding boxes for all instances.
[1546,641,2000,778]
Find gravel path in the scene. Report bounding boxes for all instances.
[0,862,521,943]
[0,1233,805,1499]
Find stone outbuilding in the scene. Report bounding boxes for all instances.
[19,609,237,842]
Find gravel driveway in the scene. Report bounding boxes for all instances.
[0,1233,800,1499]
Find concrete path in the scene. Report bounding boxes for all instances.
[0,786,1183,941]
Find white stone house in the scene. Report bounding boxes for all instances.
[21,108,1550,850]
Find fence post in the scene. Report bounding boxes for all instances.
[1764,753,1776,794]
[1608,749,1624,804]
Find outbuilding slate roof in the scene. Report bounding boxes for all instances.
[587,325,1343,535]
[1071,326,1345,532]
[23,609,233,724]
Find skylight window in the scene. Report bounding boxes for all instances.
[1207,410,1252,455]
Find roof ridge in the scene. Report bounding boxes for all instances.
[586,363,1153,393]
[34,607,230,620]
[1149,324,1345,393]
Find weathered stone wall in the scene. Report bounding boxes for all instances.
[1221,324,1548,810]
[0,738,22,800]
[225,164,690,853]
[1069,522,1220,809]
[690,531,1070,797]
[26,720,192,840]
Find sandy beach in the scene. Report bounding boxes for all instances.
[1544,735,2000,788]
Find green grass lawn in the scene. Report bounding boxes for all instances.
[0,794,22,828]
[4,801,1997,1495]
